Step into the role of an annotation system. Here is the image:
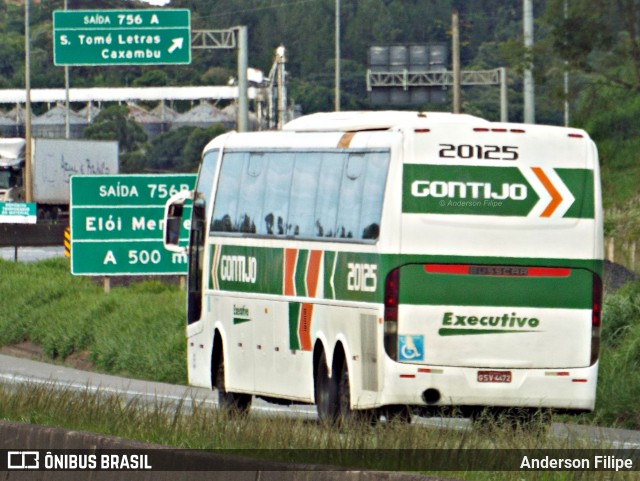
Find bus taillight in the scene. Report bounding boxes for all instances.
[591,273,603,365]
[384,268,400,361]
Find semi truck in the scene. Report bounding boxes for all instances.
[0,138,118,220]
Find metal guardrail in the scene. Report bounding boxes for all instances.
[0,223,68,248]
[0,223,68,261]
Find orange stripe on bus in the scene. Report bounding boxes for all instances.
[337,132,355,148]
[299,303,313,351]
[532,167,562,217]
[284,248,298,296]
[306,250,323,298]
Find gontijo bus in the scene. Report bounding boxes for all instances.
[163,111,603,422]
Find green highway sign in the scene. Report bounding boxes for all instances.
[70,174,196,275]
[71,241,189,276]
[72,206,191,241]
[71,174,195,206]
[53,9,191,66]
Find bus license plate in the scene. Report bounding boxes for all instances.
[477,370,512,383]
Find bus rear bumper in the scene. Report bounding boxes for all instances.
[376,361,598,412]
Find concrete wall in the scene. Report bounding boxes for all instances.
[0,420,454,481]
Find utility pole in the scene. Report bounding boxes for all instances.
[452,11,461,114]
[523,0,535,124]
[192,27,249,132]
[236,26,249,132]
[277,46,287,129]
[563,0,569,126]
[64,0,70,139]
[24,0,32,203]
[334,0,341,111]
[500,67,508,122]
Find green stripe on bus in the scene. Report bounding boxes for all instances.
[233,317,251,325]
[324,250,337,299]
[399,264,593,309]
[288,302,301,350]
[438,328,535,336]
[402,164,538,217]
[557,168,595,219]
[295,250,309,296]
[401,164,595,219]
[208,244,601,309]
[214,245,283,294]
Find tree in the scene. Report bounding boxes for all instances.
[144,125,225,172]
[544,0,640,92]
[83,105,147,154]
[181,125,225,171]
[133,70,169,87]
[145,127,190,172]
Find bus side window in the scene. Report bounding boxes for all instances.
[262,153,294,236]
[358,152,389,240]
[236,153,264,234]
[335,153,366,239]
[315,153,344,238]
[211,152,244,233]
[210,149,389,243]
[288,152,322,237]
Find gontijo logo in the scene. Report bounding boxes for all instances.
[219,255,257,283]
[411,180,527,201]
[403,164,584,218]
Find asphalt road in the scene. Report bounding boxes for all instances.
[1,353,640,450]
[0,353,317,420]
[0,246,65,263]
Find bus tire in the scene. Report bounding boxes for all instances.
[335,353,377,425]
[315,350,339,424]
[336,355,353,424]
[215,351,252,415]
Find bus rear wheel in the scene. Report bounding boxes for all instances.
[315,350,376,426]
[215,352,252,415]
[315,351,339,424]
[337,358,377,425]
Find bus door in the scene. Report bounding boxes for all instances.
[187,149,218,327]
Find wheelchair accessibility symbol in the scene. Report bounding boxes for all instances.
[398,335,424,361]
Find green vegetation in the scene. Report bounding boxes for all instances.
[82,106,227,173]
[0,258,639,478]
[0,258,186,384]
[591,281,640,429]
[1,258,640,432]
[0,382,628,480]
[1,0,639,241]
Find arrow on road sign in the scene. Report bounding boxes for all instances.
[168,38,184,54]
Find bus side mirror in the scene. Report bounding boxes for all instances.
[163,189,193,253]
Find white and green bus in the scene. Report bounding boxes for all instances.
[164,111,603,422]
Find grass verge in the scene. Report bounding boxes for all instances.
[2,257,640,431]
[0,257,186,384]
[0,381,633,480]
